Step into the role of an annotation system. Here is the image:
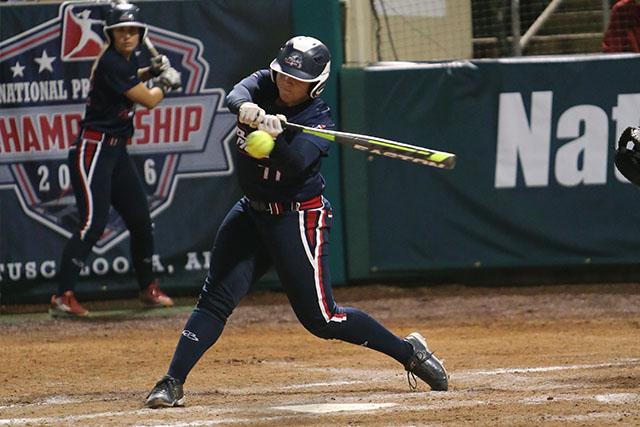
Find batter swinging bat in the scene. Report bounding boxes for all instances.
[281,121,456,169]
[113,0,160,57]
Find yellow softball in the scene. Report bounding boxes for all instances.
[245,130,275,159]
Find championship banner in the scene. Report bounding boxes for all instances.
[340,55,640,278]
[0,0,291,301]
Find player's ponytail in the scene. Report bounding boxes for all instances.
[89,44,109,80]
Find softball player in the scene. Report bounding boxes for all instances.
[145,36,448,407]
[50,3,181,317]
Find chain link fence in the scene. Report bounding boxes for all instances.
[343,0,622,63]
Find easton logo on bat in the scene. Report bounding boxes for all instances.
[0,1,237,254]
[287,122,455,169]
[352,143,453,168]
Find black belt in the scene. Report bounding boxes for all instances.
[247,195,323,215]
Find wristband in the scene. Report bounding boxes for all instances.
[153,79,168,95]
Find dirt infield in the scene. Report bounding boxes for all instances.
[1,282,639,426]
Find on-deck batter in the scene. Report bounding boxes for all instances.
[51,3,180,317]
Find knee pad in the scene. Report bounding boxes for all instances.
[195,295,229,325]
[129,218,153,240]
[78,228,102,247]
[195,277,235,324]
[65,233,95,261]
[299,318,335,340]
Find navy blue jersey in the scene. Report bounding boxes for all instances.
[227,70,335,202]
[80,47,141,138]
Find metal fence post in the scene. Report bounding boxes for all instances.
[511,0,521,56]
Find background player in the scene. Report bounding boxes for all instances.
[145,36,448,407]
[50,3,181,317]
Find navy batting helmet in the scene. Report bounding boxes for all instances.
[103,3,147,45]
[270,36,331,98]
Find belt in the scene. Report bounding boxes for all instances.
[247,195,323,214]
[82,128,131,146]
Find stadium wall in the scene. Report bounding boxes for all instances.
[2,0,639,304]
[340,54,640,282]
[0,0,351,304]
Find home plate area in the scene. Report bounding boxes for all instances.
[1,283,639,425]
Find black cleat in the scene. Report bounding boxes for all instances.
[404,332,448,391]
[145,375,185,408]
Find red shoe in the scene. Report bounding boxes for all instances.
[140,280,174,307]
[49,291,89,317]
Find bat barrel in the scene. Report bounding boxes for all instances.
[281,120,455,170]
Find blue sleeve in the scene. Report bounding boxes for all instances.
[226,70,274,113]
[269,135,322,174]
[100,50,140,94]
[290,101,334,156]
[295,127,333,157]
[269,99,335,173]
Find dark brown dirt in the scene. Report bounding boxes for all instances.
[1,283,639,426]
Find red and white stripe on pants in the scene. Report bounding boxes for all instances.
[297,199,346,324]
[75,135,103,240]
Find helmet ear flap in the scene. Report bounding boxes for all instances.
[614,147,640,187]
[309,80,326,98]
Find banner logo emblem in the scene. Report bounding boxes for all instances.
[0,1,237,254]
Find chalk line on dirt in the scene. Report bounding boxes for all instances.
[2,359,639,425]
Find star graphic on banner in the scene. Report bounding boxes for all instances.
[10,61,26,78]
[34,49,56,73]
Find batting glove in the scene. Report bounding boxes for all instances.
[238,102,265,128]
[149,55,170,77]
[259,114,283,138]
[153,67,181,95]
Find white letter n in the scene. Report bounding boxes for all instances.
[495,91,552,188]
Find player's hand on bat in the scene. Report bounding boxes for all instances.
[158,67,181,92]
[238,102,265,128]
[259,114,283,138]
[275,114,287,125]
[150,55,170,77]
